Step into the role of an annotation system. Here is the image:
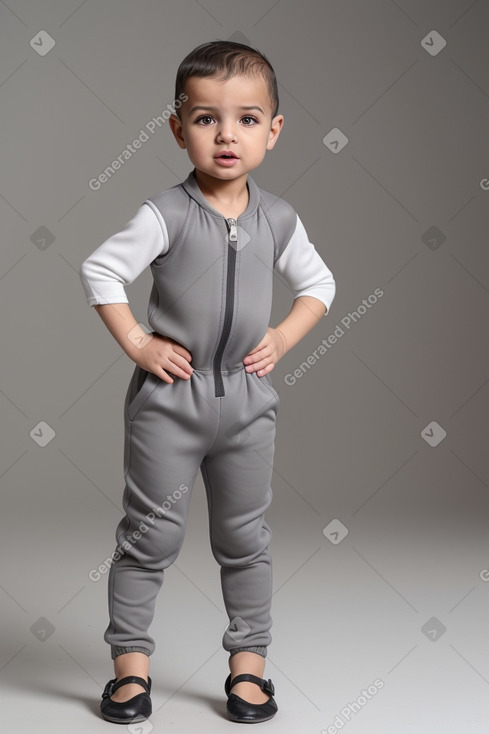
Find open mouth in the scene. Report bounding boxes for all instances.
[216,152,238,159]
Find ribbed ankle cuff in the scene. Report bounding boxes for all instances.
[228,646,267,658]
[111,645,151,660]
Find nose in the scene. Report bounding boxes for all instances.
[216,118,238,143]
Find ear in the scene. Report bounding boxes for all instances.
[169,114,187,149]
[266,114,284,151]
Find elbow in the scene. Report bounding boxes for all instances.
[79,257,92,283]
[79,257,100,306]
[330,277,337,302]
[323,277,336,315]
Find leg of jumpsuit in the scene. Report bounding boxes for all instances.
[104,366,219,659]
[200,367,280,660]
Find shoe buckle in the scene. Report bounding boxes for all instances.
[263,678,275,696]
[101,679,115,700]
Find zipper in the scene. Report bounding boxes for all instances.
[213,218,238,397]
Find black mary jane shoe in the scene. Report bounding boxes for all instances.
[100,675,152,724]
[225,672,278,723]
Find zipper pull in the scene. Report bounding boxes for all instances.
[227,218,238,242]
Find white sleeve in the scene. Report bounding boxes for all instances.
[274,215,336,315]
[79,201,169,306]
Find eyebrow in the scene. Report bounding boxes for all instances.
[188,105,265,116]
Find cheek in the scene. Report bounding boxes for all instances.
[184,129,198,144]
[250,129,272,151]
[186,129,212,149]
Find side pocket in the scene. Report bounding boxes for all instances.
[263,372,279,401]
[126,367,159,421]
[256,371,280,413]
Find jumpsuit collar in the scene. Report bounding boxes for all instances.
[181,168,260,220]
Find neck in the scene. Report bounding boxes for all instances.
[193,169,249,206]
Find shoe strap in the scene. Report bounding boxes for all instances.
[229,673,275,697]
[102,675,151,699]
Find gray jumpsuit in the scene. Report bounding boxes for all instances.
[80,168,336,660]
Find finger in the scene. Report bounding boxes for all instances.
[167,365,192,380]
[246,357,272,372]
[155,335,191,361]
[165,358,193,380]
[173,344,192,362]
[246,348,272,367]
[257,362,274,376]
[157,367,174,384]
[171,354,194,375]
[244,345,270,364]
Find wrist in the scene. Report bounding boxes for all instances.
[274,326,288,355]
[121,325,153,365]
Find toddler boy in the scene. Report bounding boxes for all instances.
[80,39,335,724]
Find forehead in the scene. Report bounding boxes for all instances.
[183,74,272,111]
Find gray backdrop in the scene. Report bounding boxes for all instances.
[1,1,488,732]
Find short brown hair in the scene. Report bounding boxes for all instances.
[174,40,279,119]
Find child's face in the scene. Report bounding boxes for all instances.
[169,73,284,181]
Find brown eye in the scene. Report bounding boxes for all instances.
[196,115,214,125]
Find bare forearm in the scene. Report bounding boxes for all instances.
[274,296,326,354]
[93,303,193,382]
[93,303,145,361]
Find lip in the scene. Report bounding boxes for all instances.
[214,151,239,160]
[214,151,240,167]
